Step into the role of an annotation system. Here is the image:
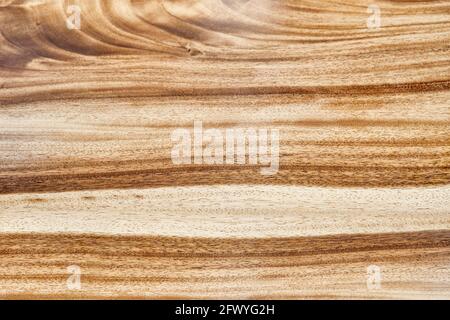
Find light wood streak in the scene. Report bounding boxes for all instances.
[0,185,449,237]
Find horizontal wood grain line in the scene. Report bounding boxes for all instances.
[0,0,449,300]
[0,230,449,299]
[0,230,449,257]
[0,166,449,194]
[3,81,450,106]
[1,185,448,238]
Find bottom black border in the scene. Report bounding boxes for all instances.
[0,300,443,318]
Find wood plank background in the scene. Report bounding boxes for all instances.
[0,0,449,299]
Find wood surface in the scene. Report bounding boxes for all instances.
[0,0,449,299]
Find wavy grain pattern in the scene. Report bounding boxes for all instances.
[0,0,449,299]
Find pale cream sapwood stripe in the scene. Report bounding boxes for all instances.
[0,185,448,238]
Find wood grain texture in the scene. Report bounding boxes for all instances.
[0,0,449,299]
